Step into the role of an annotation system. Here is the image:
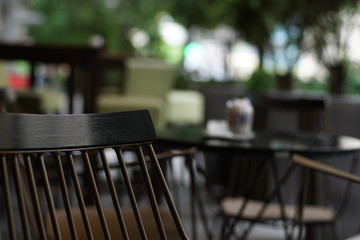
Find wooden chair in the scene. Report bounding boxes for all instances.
[0,110,189,239]
[211,92,335,239]
[293,154,360,239]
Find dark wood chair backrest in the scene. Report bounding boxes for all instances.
[0,111,157,150]
[0,110,189,240]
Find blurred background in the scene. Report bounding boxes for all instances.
[2,0,360,138]
[2,1,360,239]
[1,0,360,95]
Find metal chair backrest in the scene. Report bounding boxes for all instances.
[0,110,188,240]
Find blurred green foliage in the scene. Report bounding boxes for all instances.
[295,78,327,93]
[245,68,275,92]
[345,65,360,94]
[28,0,165,54]
[27,0,360,94]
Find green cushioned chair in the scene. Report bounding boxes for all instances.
[166,89,205,126]
[97,57,175,130]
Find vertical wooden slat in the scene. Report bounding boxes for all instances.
[66,152,94,240]
[99,149,129,240]
[12,154,31,240]
[23,154,47,240]
[146,144,189,240]
[136,146,167,240]
[38,154,62,240]
[53,152,78,240]
[81,150,111,240]
[1,154,17,240]
[114,148,148,240]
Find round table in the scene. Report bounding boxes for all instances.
[157,127,360,156]
[156,127,360,239]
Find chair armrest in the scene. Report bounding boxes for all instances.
[292,154,360,184]
[104,148,197,168]
[154,148,196,161]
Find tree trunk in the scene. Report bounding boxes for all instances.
[328,64,346,94]
[276,73,293,91]
[258,44,264,69]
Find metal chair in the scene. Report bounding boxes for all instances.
[293,154,360,240]
[0,110,189,239]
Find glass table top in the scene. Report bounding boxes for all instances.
[157,127,360,155]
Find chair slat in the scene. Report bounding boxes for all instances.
[38,154,62,240]
[23,155,47,240]
[54,152,78,240]
[136,146,167,240]
[82,150,111,240]
[1,155,17,240]
[66,152,94,240]
[12,155,31,240]
[99,149,129,240]
[115,148,148,240]
[146,144,189,239]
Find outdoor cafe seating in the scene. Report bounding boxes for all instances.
[155,91,360,239]
[97,56,205,130]
[2,60,360,240]
[4,0,360,238]
[1,44,360,239]
[213,92,336,239]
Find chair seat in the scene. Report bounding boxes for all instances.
[221,197,335,223]
[46,207,182,240]
[346,234,360,240]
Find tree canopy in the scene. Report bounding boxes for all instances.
[27,0,360,93]
[28,0,165,54]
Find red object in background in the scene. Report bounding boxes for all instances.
[8,72,30,90]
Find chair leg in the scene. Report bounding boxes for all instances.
[284,223,293,240]
[195,191,213,240]
[332,221,340,240]
[297,223,305,240]
[219,216,233,240]
[313,222,340,240]
[240,222,254,240]
[225,219,250,240]
[219,217,228,240]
